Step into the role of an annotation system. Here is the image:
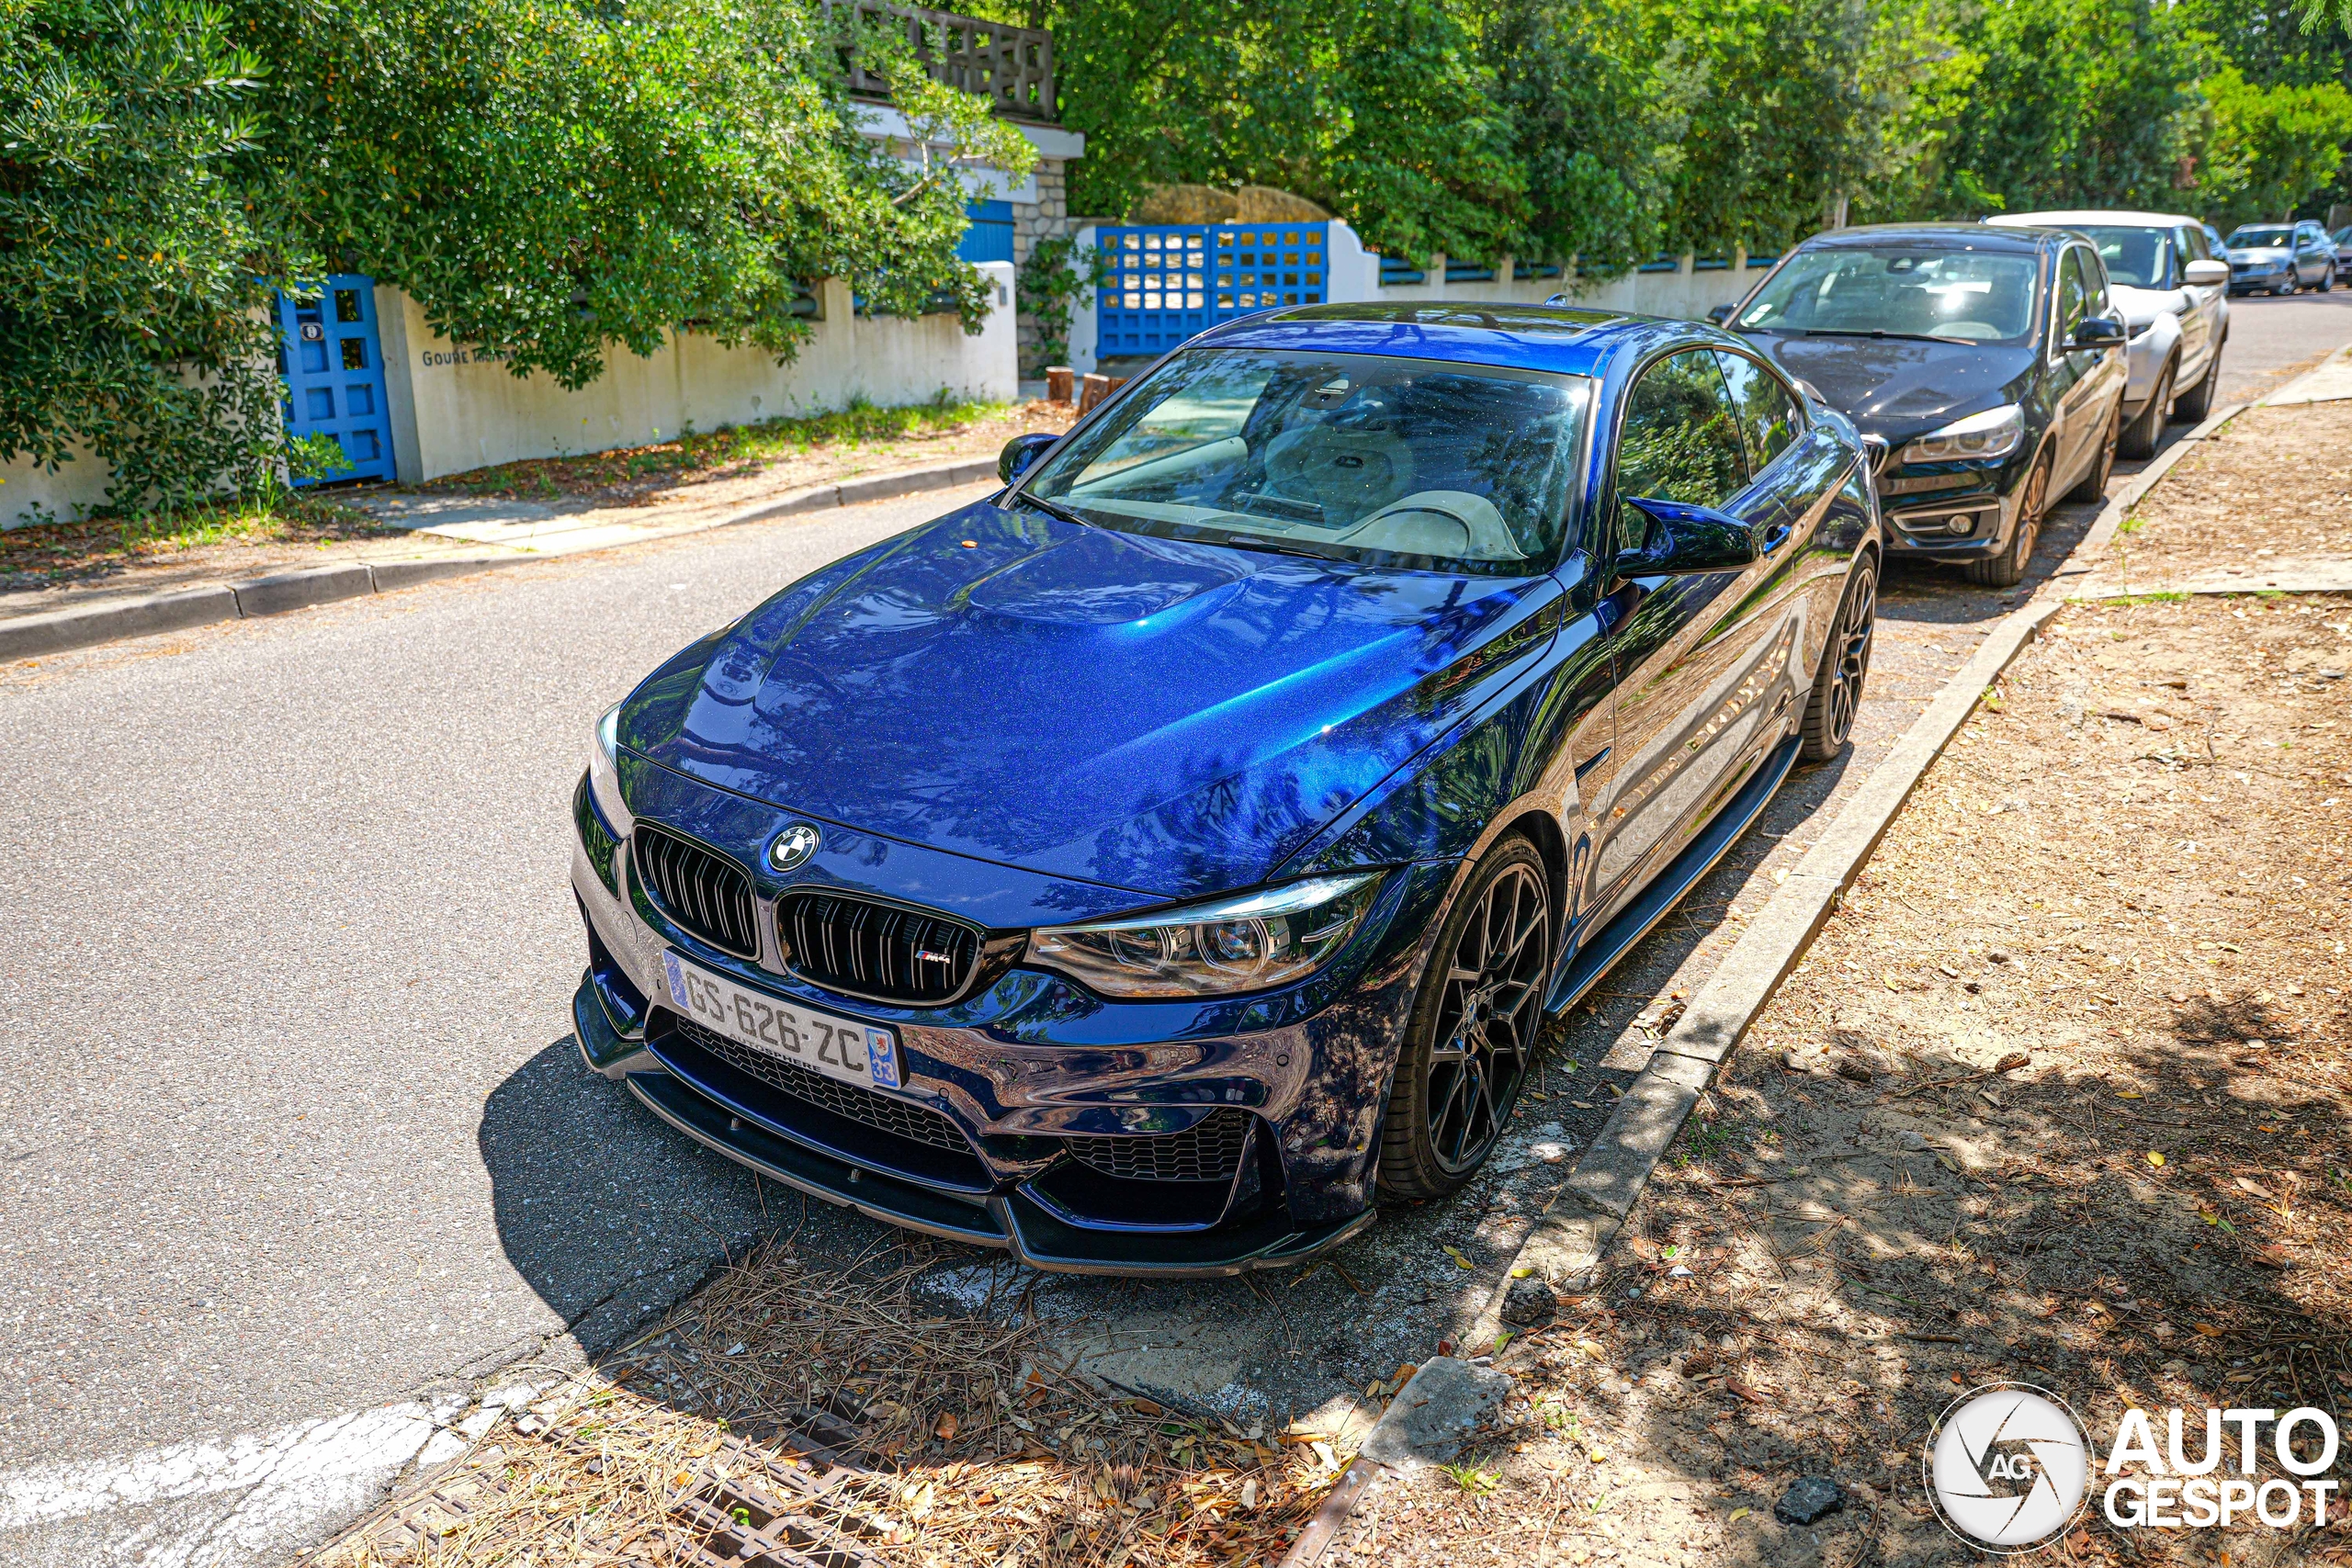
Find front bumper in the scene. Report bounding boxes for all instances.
[1871,450,2028,561]
[568,770,1451,1276]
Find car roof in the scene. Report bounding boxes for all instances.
[1988,209,2200,230]
[1793,221,2055,254]
[1191,301,1717,378]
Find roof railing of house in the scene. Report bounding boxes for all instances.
[831,1,1058,124]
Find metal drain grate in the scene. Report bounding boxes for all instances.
[318,1402,886,1568]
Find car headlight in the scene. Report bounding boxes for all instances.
[1030,872,1385,998]
[1898,403,2024,465]
[586,703,634,838]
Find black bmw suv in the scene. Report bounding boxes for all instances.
[1713,223,2129,587]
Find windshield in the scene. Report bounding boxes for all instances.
[1736,247,2041,344]
[1020,349,1589,575]
[2072,225,2172,288]
[2230,227,2292,248]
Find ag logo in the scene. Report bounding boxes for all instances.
[768,822,821,872]
[1926,1382,2091,1551]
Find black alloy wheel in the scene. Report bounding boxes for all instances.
[1378,840,1553,1200]
[1964,446,2050,588]
[1801,555,1877,761]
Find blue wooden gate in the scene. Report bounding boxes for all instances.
[1094,222,1329,359]
[276,276,395,485]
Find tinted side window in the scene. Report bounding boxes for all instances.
[1614,350,1750,550]
[1714,351,1804,474]
[2054,249,2090,345]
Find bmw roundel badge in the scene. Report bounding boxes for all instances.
[768,822,821,872]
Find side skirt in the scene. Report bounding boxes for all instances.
[1544,734,1802,1015]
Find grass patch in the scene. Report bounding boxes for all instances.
[425,394,1023,502]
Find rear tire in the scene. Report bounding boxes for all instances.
[1801,555,1876,761]
[1378,838,1552,1201]
[2324,265,2337,293]
[2118,362,2170,460]
[1963,447,2050,588]
[2174,340,2222,423]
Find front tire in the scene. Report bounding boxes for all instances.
[1964,447,2051,588]
[2323,265,2337,294]
[2175,339,2222,423]
[2067,399,2120,503]
[1801,555,1876,761]
[2118,362,2172,460]
[1378,839,1552,1201]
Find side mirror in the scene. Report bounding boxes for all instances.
[2070,316,2127,351]
[2183,258,2229,287]
[1706,303,1736,325]
[1615,496,1760,578]
[998,432,1058,485]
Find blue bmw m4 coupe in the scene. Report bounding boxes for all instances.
[570,302,1883,1275]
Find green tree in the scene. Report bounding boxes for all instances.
[3,0,1027,514]
[1483,0,1686,274]
[2201,63,2352,222]
[0,0,312,513]
[1938,0,2217,214]
[995,0,1521,261]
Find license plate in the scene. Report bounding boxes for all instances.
[661,953,903,1090]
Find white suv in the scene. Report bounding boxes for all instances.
[1987,210,2229,458]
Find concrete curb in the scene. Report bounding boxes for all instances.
[1460,402,2258,1335]
[0,456,1006,664]
[2259,342,2352,406]
[0,554,527,661]
[709,457,1000,529]
[1277,1358,1511,1568]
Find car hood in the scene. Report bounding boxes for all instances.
[2109,283,2189,330]
[1750,333,2039,446]
[2232,246,2291,264]
[619,501,1561,902]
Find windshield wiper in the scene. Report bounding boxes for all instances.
[1012,491,1092,530]
[1218,533,1343,561]
[1799,328,1976,345]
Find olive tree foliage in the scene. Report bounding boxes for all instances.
[0,0,310,513]
[1,0,1028,513]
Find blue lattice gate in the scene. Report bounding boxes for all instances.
[275,276,395,485]
[1094,222,1329,359]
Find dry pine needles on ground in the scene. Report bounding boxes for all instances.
[319,1240,1351,1568]
[1331,592,2350,1568]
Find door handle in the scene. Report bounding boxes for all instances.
[1760,521,1792,554]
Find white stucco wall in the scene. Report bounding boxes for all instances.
[1,444,116,528]
[4,266,1019,524]
[378,265,1018,483]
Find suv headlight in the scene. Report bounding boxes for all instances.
[1030,872,1385,998]
[586,703,634,837]
[1899,403,2023,465]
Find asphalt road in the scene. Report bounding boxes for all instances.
[5,288,2349,1568]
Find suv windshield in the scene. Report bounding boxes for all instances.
[2230,227,2293,248]
[1736,247,2040,344]
[1020,349,1589,575]
[2071,225,2173,288]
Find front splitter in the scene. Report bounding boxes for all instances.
[623,1067,1375,1280]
